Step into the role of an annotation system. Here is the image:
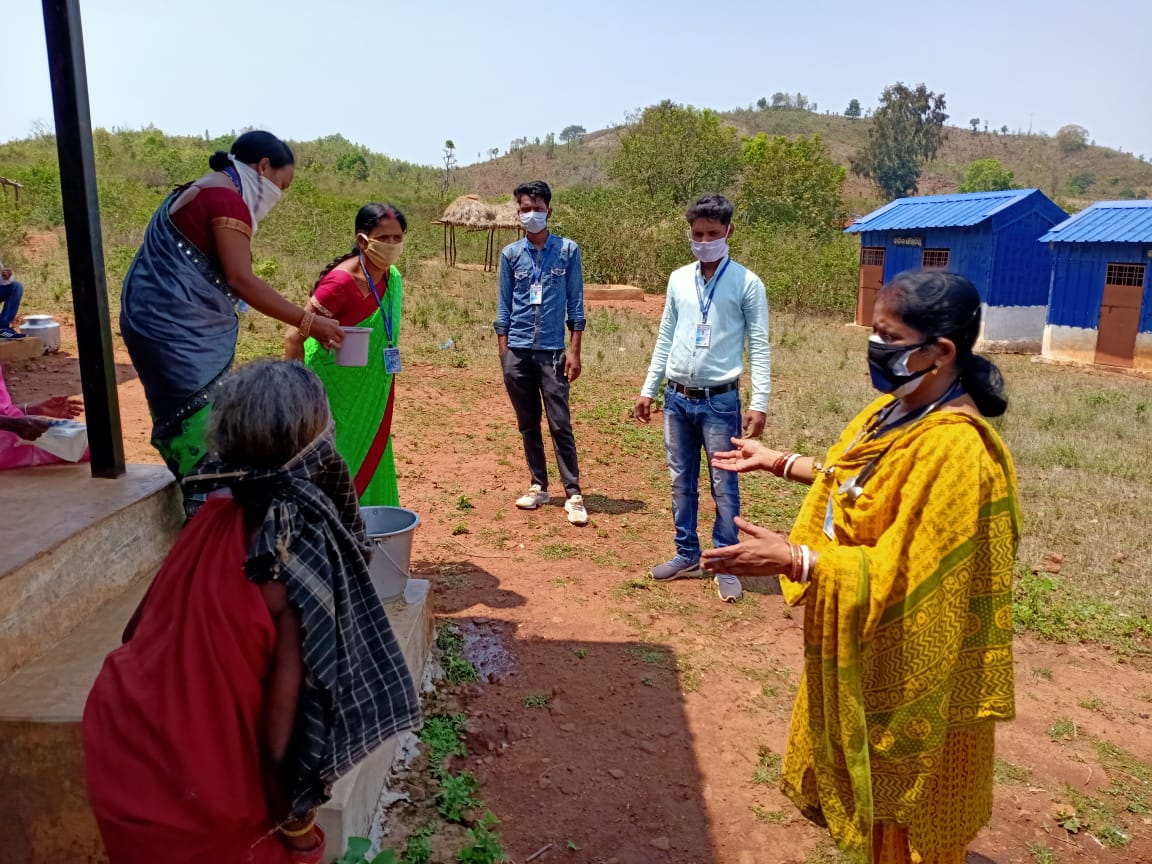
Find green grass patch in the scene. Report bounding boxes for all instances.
[420,713,467,774]
[993,759,1034,786]
[1048,717,1078,743]
[752,745,782,786]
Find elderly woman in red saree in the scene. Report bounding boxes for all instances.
[703,272,1021,864]
[286,203,406,506]
[83,360,421,864]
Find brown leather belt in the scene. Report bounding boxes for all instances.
[668,379,738,399]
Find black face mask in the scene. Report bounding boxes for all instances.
[867,336,934,394]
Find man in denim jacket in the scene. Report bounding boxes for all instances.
[494,180,588,526]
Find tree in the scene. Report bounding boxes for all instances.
[487,147,500,159]
[611,100,742,204]
[756,97,769,111]
[794,93,810,111]
[1001,125,1009,135]
[544,132,556,160]
[1056,124,1089,154]
[1068,172,1096,195]
[957,159,1015,193]
[737,134,846,233]
[845,99,862,119]
[969,117,980,135]
[559,125,586,145]
[850,82,949,199]
[770,92,791,110]
[439,139,457,202]
[336,151,369,181]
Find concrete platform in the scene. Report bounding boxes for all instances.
[0,464,182,680]
[0,336,46,362]
[319,578,434,850]
[0,577,433,863]
[584,284,644,301]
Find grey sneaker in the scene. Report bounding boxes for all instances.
[715,573,743,603]
[515,484,550,510]
[649,555,701,582]
[565,495,588,526]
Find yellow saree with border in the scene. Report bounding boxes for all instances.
[780,396,1021,864]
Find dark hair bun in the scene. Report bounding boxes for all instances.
[208,150,232,172]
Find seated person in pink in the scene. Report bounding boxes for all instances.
[0,363,86,469]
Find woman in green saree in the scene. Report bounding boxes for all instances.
[286,204,405,505]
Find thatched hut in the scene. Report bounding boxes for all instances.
[436,195,523,270]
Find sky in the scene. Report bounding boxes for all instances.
[3,0,1151,167]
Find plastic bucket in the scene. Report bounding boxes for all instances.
[335,326,372,367]
[361,506,420,603]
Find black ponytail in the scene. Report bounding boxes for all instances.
[881,271,1009,418]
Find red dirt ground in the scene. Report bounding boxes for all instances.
[7,308,1151,864]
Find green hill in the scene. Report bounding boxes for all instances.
[460,109,1152,213]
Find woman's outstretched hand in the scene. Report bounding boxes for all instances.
[29,395,83,419]
[711,437,785,474]
[701,516,792,577]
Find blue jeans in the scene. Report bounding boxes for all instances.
[0,281,23,328]
[663,384,742,559]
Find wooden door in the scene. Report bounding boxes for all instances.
[857,248,885,326]
[1095,263,1146,368]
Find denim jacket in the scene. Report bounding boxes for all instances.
[493,233,585,351]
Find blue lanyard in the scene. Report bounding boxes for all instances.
[529,235,553,283]
[358,255,395,346]
[695,257,731,323]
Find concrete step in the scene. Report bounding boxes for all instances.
[0,577,433,863]
[0,464,182,682]
[0,336,46,362]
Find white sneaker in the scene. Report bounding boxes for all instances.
[515,484,550,510]
[565,495,588,526]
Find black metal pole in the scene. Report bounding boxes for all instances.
[41,0,125,478]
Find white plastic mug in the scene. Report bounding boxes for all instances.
[334,326,372,367]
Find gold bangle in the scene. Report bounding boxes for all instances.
[298,309,315,339]
[279,817,316,838]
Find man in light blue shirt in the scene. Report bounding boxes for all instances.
[634,194,771,602]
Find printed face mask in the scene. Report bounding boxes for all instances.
[520,210,548,234]
[867,335,934,396]
[360,236,404,270]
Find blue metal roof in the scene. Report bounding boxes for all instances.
[845,189,1044,233]
[1038,200,1152,243]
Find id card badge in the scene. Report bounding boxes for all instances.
[823,493,836,540]
[529,282,543,305]
[695,323,711,348]
[384,346,402,374]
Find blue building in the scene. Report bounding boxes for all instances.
[845,189,1067,350]
[1039,201,1152,370]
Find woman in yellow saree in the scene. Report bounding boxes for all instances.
[703,272,1021,864]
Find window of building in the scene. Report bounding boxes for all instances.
[1105,263,1147,287]
[921,249,950,270]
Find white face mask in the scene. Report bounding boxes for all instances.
[520,210,548,234]
[691,236,730,263]
[230,157,283,231]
